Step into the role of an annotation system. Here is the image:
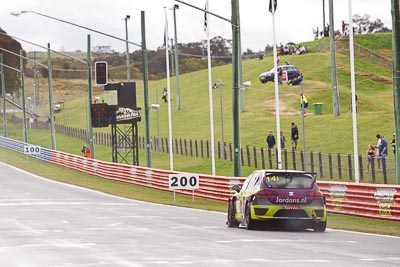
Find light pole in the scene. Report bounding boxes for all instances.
[392,0,400,185]
[124,15,131,82]
[0,53,7,137]
[11,11,152,166]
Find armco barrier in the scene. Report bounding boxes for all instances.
[318,182,400,221]
[0,137,399,221]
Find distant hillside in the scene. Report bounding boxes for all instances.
[24,32,396,157]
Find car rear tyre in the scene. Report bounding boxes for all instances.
[244,202,256,230]
[227,201,240,228]
[313,220,327,232]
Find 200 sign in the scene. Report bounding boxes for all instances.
[168,174,199,190]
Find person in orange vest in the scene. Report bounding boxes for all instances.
[81,145,92,158]
[85,146,92,158]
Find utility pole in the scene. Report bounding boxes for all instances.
[392,0,400,184]
[329,0,340,116]
[124,15,131,82]
[232,0,241,177]
[322,0,326,33]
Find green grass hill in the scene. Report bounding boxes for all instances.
[10,32,397,176]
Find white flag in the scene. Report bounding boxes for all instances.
[204,0,209,34]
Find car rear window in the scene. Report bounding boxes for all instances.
[262,173,315,189]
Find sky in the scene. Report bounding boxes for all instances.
[0,0,393,53]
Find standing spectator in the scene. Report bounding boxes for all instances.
[374,134,382,170]
[391,133,396,157]
[300,94,308,116]
[162,88,168,103]
[280,131,286,149]
[324,23,330,37]
[379,135,388,172]
[342,20,346,35]
[81,145,88,157]
[266,130,276,153]
[277,67,283,85]
[366,144,375,173]
[277,55,281,65]
[291,122,299,150]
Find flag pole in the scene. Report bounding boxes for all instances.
[205,0,216,175]
[348,0,360,182]
[270,0,282,169]
[164,7,174,171]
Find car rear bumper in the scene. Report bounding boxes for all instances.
[251,204,327,222]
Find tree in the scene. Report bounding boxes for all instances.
[0,27,24,96]
[352,14,390,34]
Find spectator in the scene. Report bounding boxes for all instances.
[277,67,283,85]
[379,135,388,172]
[374,134,382,170]
[288,72,303,86]
[266,130,276,153]
[291,122,299,150]
[366,144,375,173]
[280,131,286,149]
[162,88,168,103]
[300,94,308,117]
[85,146,92,158]
[315,27,319,40]
[81,145,88,157]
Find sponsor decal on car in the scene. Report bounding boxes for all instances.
[275,196,307,204]
[283,206,300,210]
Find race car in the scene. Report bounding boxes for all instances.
[227,169,327,231]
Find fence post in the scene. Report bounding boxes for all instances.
[229,143,233,162]
[241,147,244,166]
[292,150,296,170]
[180,138,183,155]
[337,153,342,179]
[284,149,288,169]
[184,139,188,156]
[371,158,376,183]
[268,149,273,169]
[200,140,204,158]
[261,147,266,169]
[190,139,193,157]
[310,151,314,173]
[358,155,364,181]
[246,145,251,166]
[328,153,333,179]
[347,154,353,181]
[319,152,323,178]
[300,152,305,171]
[206,140,210,159]
[253,146,258,168]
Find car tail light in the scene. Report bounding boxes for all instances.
[256,189,278,197]
[254,190,278,205]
